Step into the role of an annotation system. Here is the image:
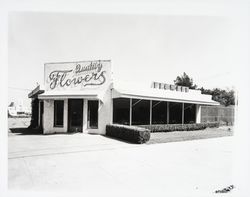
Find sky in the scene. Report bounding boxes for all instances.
[8,12,236,109]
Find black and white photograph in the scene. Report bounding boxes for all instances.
[0,0,250,197]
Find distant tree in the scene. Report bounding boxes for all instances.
[9,102,15,107]
[174,73,235,106]
[199,87,235,106]
[174,72,197,89]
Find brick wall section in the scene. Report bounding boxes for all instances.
[201,105,235,125]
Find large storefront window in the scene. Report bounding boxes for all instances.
[184,103,196,124]
[113,98,130,125]
[169,102,182,124]
[132,99,150,125]
[54,100,64,127]
[88,100,99,129]
[152,101,168,124]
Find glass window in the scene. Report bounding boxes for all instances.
[132,99,150,125]
[184,103,196,124]
[152,101,168,124]
[88,100,98,129]
[113,98,130,125]
[54,100,64,127]
[169,102,182,124]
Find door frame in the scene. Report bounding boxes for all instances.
[68,99,83,133]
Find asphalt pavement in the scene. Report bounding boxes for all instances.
[8,133,233,196]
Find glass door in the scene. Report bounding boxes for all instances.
[68,99,83,132]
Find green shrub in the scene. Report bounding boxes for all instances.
[106,124,150,144]
[140,122,219,132]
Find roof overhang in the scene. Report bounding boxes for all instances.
[112,88,220,106]
[28,85,45,98]
[38,90,105,102]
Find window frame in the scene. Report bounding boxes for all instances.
[87,100,99,129]
[54,100,64,127]
[112,98,130,125]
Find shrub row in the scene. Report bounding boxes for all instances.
[140,122,219,133]
[106,124,151,144]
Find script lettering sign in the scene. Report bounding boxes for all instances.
[45,60,111,91]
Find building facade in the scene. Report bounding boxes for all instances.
[28,60,219,134]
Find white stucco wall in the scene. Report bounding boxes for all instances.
[84,87,112,134]
[43,99,68,134]
[42,86,112,135]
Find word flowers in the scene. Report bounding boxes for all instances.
[48,62,106,90]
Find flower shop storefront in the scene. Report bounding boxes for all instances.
[28,60,219,135]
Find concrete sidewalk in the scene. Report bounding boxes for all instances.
[8,134,233,196]
[8,133,138,159]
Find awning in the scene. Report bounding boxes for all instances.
[38,90,106,102]
[28,85,45,98]
[112,88,219,106]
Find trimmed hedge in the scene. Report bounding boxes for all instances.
[106,124,151,144]
[140,122,219,133]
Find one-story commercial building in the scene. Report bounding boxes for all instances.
[28,60,219,134]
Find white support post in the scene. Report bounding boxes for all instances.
[129,98,132,126]
[182,103,184,124]
[83,99,88,133]
[64,99,68,132]
[150,100,152,125]
[196,104,201,123]
[167,102,169,124]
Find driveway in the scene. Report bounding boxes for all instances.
[8,133,233,196]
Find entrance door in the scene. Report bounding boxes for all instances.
[68,99,83,133]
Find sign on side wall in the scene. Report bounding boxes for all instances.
[44,60,111,91]
[151,81,189,92]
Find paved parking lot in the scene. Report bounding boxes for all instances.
[8,132,233,196]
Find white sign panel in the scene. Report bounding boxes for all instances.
[44,60,111,91]
[151,81,189,92]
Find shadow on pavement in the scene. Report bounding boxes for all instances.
[9,127,43,135]
[101,135,134,144]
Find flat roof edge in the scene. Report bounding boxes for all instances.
[44,60,111,65]
[113,93,220,106]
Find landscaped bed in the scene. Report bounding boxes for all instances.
[147,126,233,144]
[140,122,219,132]
[105,122,231,144]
